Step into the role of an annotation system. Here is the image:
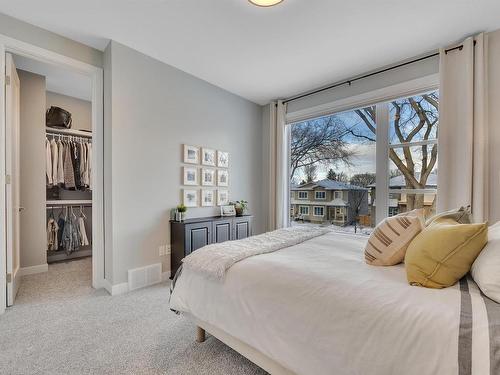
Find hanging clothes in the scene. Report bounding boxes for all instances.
[50,138,58,185]
[78,215,89,246]
[57,215,65,249]
[61,210,81,255]
[71,141,82,189]
[57,138,65,185]
[47,217,59,251]
[87,142,93,190]
[63,140,76,190]
[45,138,53,186]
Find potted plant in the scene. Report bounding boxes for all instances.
[233,200,248,217]
[176,204,187,222]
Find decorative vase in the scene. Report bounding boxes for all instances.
[235,207,244,216]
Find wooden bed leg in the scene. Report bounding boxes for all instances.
[196,326,206,343]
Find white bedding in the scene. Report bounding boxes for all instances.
[170,231,499,375]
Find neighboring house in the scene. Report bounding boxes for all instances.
[290,179,369,225]
[369,172,438,224]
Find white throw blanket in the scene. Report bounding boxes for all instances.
[182,226,329,280]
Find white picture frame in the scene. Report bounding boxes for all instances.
[217,189,229,206]
[201,168,216,186]
[217,151,229,168]
[201,148,216,167]
[183,189,198,207]
[220,205,236,217]
[183,166,198,186]
[217,169,229,187]
[183,144,200,164]
[201,189,215,207]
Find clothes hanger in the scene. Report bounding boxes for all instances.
[79,205,87,219]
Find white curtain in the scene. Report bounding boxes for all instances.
[437,33,489,223]
[268,100,289,230]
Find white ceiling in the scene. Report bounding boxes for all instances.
[1,0,500,105]
[13,54,92,101]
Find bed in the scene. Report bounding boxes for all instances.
[169,230,500,375]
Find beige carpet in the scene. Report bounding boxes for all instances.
[0,258,267,374]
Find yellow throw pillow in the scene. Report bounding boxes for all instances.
[364,209,424,266]
[405,218,488,288]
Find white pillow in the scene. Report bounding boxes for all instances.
[471,221,500,302]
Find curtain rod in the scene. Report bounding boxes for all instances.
[281,42,472,105]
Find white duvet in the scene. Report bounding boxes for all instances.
[170,231,499,375]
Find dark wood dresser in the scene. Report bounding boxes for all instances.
[170,215,253,278]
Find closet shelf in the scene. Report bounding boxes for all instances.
[46,127,92,138]
[46,199,92,205]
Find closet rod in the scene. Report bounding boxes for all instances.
[46,204,92,209]
[46,128,92,138]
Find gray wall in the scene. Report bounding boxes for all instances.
[0,13,102,68]
[18,70,46,268]
[105,41,264,284]
[46,92,92,132]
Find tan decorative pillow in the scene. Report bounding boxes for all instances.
[425,206,471,226]
[364,209,425,266]
[405,217,487,288]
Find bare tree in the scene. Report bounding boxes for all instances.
[350,189,368,233]
[350,173,376,188]
[304,164,317,183]
[353,93,438,210]
[290,116,355,180]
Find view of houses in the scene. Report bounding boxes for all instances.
[290,172,437,229]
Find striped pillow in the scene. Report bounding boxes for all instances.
[365,209,425,266]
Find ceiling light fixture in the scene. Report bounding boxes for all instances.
[248,0,284,7]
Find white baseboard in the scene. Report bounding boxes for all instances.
[110,282,129,296]
[19,263,48,276]
[103,267,171,296]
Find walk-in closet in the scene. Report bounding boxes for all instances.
[12,53,95,294]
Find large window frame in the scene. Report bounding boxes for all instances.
[286,74,439,226]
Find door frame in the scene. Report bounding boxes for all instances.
[0,34,105,314]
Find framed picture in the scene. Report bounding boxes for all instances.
[201,168,216,186]
[217,151,229,168]
[217,169,229,187]
[201,148,216,166]
[183,144,199,164]
[221,205,236,217]
[183,189,198,207]
[183,166,198,185]
[201,189,215,207]
[217,189,229,206]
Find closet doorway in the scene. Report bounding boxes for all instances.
[0,37,104,313]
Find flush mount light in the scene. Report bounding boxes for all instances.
[248,0,284,7]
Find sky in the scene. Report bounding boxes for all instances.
[291,90,439,183]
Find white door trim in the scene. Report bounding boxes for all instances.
[0,34,106,314]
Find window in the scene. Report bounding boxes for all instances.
[298,191,308,199]
[289,86,438,233]
[299,206,309,215]
[387,90,438,220]
[315,191,326,200]
[313,206,324,217]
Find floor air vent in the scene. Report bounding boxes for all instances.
[128,263,162,291]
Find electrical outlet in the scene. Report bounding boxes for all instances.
[165,245,171,255]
